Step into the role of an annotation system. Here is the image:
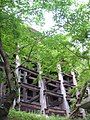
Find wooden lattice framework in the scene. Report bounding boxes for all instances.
[0,56,89,117]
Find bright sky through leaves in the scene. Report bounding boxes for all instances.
[29,0,89,33]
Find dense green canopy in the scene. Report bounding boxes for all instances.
[0,0,90,87]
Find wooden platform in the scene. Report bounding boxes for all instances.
[20,101,41,112]
[21,83,40,91]
[0,64,80,116]
[45,107,66,116]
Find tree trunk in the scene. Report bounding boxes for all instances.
[0,39,11,92]
[70,82,88,118]
[0,39,18,120]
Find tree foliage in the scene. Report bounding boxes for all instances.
[0,0,90,86]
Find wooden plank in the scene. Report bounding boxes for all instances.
[26,76,36,80]
[44,76,60,84]
[63,81,74,87]
[49,100,61,107]
[19,66,39,76]
[20,101,41,110]
[45,108,66,115]
[44,90,63,98]
[28,95,39,103]
[47,83,59,88]
[21,83,40,91]
[63,73,73,78]
[48,87,60,92]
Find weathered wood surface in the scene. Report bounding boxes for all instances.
[44,90,63,98]
[19,66,39,75]
[57,64,70,117]
[38,62,47,114]
[21,83,40,91]
[20,101,41,110]
[45,107,66,116]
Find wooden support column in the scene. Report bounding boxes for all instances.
[57,64,70,117]
[23,72,27,101]
[13,45,21,110]
[16,54,21,110]
[38,62,47,115]
[0,83,4,100]
[71,71,86,118]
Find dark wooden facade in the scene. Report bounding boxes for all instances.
[0,59,87,117]
[15,65,75,116]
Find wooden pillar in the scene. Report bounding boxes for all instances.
[71,71,86,118]
[57,64,70,117]
[15,54,21,83]
[0,83,5,104]
[0,83,3,97]
[23,72,27,101]
[71,71,77,86]
[38,62,47,115]
[13,45,21,110]
[16,54,21,110]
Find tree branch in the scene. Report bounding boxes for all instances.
[0,39,12,92]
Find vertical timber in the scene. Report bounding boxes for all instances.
[57,64,70,117]
[38,62,47,115]
[14,45,21,110]
[23,72,27,101]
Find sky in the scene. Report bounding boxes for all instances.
[29,0,89,33]
[31,11,54,31]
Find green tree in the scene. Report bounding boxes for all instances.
[0,0,90,118]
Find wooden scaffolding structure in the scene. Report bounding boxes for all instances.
[0,57,88,117]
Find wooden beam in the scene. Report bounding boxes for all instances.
[44,90,63,98]
[63,73,73,78]
[47,83,59,88]
[43,76,60,84]
[45,108,66,115]
[21,83,40,91]
[20,101,41,110]
[49,100,61,107]
[28,95,39,103]
[63,81,74,87]
[26,76,36,80]
[50,87,60,92]
[19,66,39,76]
